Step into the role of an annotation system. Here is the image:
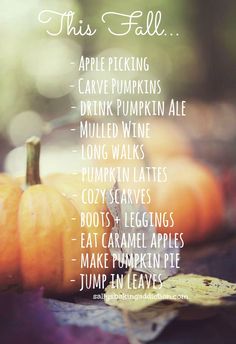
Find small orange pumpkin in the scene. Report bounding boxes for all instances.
[149,157,224,244]
[0,174,15,184]
[0,137,113,294]
[0,182,22,286]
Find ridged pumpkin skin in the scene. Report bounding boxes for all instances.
[0,137,113,295]
[18,184,84,294]
[0,183,22,285]
[149,158,224,244]
[0,177,113,294]
[0,174,15,185]
[44,173,113,279]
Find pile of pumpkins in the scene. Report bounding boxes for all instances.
[0,119,224,294]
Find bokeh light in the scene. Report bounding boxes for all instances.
[7,111,44,146]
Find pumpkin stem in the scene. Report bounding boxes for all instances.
[26,136,42,186]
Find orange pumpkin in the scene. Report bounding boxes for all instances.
[0,137,113,294]
[0,182,22,286]
[148,158,224,244]
[0,174,15,184]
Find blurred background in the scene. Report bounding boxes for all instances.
[1,0,236,228]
